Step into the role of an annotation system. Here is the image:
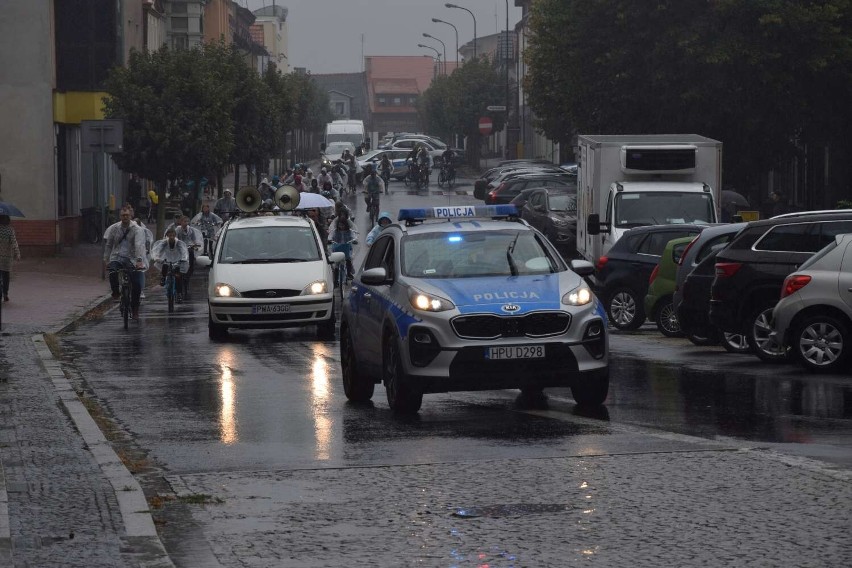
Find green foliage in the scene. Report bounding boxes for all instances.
[418,59,506,162]
[524,0,852,189]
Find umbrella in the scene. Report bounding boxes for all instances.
[721,190,750,210]
[295,192,333,209]
[0,201,25,217]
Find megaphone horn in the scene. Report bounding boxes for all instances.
[236,186,262,212]
[274,185,301,211]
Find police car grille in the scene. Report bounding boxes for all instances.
[241,289,302,298]
[452,313,571,339]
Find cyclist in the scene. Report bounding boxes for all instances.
[103,206,146,319]
[317,167,334,190]
[191,204,223,256]
[365,211,393,247]
[417,145,432,183]
[328,210,359,280]
[379,154,394,193]
[214,188,237,221]
[174,216,203,300]
[331,160,348,193]
[363,166,385,221]
[151,227,189,294]
[441,147,457,180]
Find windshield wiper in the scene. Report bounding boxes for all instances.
[506,233,519,276]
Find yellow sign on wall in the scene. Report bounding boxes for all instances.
[737,211,760,222]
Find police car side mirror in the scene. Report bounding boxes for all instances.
[196,255,212,268]
[361,267,388,285]
[328,251,345,264]
[570,259,595,277]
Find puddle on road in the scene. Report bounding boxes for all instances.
[453,503,580,518]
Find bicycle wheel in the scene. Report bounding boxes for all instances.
[166,274,175,313]
[85,219,101,244]
[437,171,445,188]
[447,171,456,188]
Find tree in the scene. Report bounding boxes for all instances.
[104,44,234,232]
[418,58,506,165]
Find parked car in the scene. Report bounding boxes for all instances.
[484,174,577,205]
[709,210,852,362]
[644,236,695,337]
[196,215,345,340]
[771,233,852,373]
[356,149,412,180]
[594,224,706,330]
[509,186,544,212]
[677,247,752,353]
[519,187,578,258]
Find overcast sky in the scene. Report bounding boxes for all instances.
[242,0,523,74]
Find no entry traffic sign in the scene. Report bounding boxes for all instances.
[479,116,493,136]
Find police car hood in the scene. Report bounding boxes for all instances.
[423,273,570,313]
[215,261,328,292]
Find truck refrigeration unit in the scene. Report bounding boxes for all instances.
[576,134,722,263]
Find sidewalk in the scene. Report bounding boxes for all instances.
[0,237,173,566]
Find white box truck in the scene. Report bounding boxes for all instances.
[576,134,722,263]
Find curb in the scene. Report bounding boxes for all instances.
[31,334,175,568]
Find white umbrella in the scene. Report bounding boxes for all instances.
[295,192,333,209]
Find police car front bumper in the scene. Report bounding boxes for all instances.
[399,315,608,394]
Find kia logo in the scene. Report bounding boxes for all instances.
[502,304,520,313]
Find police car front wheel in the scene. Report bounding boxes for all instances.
[384,336,423,414]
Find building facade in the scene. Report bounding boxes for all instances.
[252,5,289,73]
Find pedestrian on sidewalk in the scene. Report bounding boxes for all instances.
[0,215,21,302]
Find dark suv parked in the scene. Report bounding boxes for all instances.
[595,224,706,330]
[709,210,852,361]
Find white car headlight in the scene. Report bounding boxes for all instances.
[302,280,328,295]
[408,288,455,312]
[551,216,571,227]
[214,283,241,298]
[562,285,592,306]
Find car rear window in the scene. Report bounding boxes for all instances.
[638,230,701,256]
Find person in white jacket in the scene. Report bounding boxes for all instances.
[172,216,203,298]
[103,206,147,318]
[151,227,190,299]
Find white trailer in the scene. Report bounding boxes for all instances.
[576,134,722,263]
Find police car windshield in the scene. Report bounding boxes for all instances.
[219,226,321,263]
[402,230,560,278]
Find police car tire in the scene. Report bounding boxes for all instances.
[571,376,609,407]
[384,336,423,414]
[340,323,374,402]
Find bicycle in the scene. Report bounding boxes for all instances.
[438,163,456,189]
[162,261,180,313]
[364,193,380,227]
[329,239,356,303]
[115,267,135,329]
[81,207,105,244]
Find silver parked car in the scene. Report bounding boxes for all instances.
[770,233,852,373]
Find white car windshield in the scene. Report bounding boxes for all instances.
[549,194,577,212]
[402,230,561,278]
[325,143,353,155]
[614,192,715,227]
[219,226,321,263]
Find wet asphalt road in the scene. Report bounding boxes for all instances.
[55,181,852,564]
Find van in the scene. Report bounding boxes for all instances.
[324,120,365,149]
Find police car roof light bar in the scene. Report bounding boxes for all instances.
[398,204,519,225]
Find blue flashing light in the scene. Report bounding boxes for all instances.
[448,235,462,243]
[398,204,519,222]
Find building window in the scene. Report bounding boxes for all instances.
[377,96,387,106]
[54,0,118,91]
[393,97,402,106]
[335,102,345,116]
[172,17,188,31]
[171,3,187,14]
[409,96,418,105]
[172,35,189,50]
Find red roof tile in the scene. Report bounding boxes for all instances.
[372,78,419,95]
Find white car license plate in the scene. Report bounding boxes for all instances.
[252,304,291,314]
[486,345,545,360]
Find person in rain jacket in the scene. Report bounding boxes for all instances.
[151,227,190,293]
[365,211,393,247]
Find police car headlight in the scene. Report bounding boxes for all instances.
[302,280,328,296]
[215,283,241,298]
[408,288,455,312]
[562,285,592,306]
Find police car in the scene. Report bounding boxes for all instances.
[339,204,609,414]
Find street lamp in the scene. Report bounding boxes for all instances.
[417,44,442,76]
[432,18,459,70]
[504,0,510,159]
[422,33,447,76]
[445,3,476,60]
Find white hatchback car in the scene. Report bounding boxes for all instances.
[196,215,344,340]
